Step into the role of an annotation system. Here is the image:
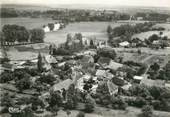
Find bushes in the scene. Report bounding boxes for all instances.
[30,28,45,43]
[0,71,13,83]
[76,111,85,117]
[95,83,111,106]
[38,74,56,86]
[97,48,116,60]
[139,105,153,117]
[16,77,32,91]
[49,91,63,107]
[84,99,94,113]
[111,96,127,110]
[53,48,72,55]
[30,96,45,111]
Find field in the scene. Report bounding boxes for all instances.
[0,17,57,30]
[132,31,170,41]
[132,23,170,41]
[5,43,50,60]
[45,22,125,45]
[153,23,170,30]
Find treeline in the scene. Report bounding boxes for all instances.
[1,25,45,45]
[1,8,42,18]
[1,8,130,22]
[50,10,130,22]
[135,12,170,21]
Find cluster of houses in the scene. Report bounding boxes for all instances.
[43,22,65,33]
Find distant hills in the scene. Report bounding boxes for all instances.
[1,4,170,15]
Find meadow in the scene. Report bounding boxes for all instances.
[0,17,57,30]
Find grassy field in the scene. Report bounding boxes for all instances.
[153,23,170,30]
[132,31,170,41]
[4,43,50,60]
[55,106,170,117]
[0,17,57,30]
[44,22,125,45]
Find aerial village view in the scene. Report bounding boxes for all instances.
[0,0,170,117]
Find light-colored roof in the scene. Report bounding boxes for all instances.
[133,76,144,80]
[107,81,118,95]
[107,60,123,70]
[45,55,57,64]
[96,70,106,76]
[140,79,165,87]
[119,41,130,46]
[121,83,132,90]
[52,79,73,91]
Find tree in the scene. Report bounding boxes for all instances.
[37,52,43,72]
[30,96,45,111]
[0,71,13,83]
[148,34,159,42]
[107,25,112,34]
[48,23,54,31]
[30,28,45,43]
[1,93,14,107]
[90,40,94,46]
[165,61,170,79]
[38,74,56,85]
[84,98,94,113]
[49,91,63,107]
[140,105,153,117]
[66,84,77,109]
[111,96,127,110]
[96,82,111,106]
[97,48,117,59]
[2,24,29,44]
[150,63,160,72]
[16,77,31,92]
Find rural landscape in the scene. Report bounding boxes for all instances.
[0,0,170,117]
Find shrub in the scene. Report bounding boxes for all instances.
[139,105,153,117]
[84,99,94,113]
[0,71,13,83]
[16,77,31,91]
[76,111,85,117]
[111,96,127,110]
[38,74,56,86]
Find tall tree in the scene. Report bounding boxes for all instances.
[37,52,43,72]
[107,25,112,34]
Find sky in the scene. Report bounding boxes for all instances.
[1,0,170,7]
